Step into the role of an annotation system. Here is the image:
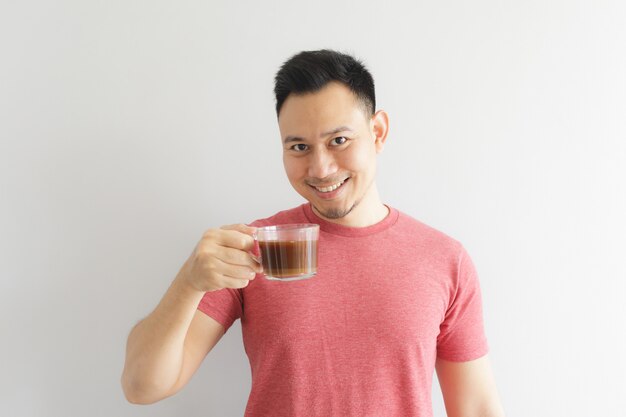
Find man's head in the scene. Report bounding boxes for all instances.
[274,50,389,226]
[274,49,376,119]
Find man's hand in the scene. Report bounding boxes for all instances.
[182,224,263,292]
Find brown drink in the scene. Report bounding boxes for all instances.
[255,224,319,281]
[259,240,318,279]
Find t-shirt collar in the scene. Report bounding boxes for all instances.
[301,202,398,237]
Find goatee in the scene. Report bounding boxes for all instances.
[314,203,356,220]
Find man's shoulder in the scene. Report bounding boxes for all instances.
[393,208,464,254]
[247,204,307,227]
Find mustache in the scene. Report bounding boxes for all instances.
[305,175,350,186]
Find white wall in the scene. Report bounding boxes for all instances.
[1,1,625,416]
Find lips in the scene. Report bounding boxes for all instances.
[313,179,346,192]
[308,178,350,200]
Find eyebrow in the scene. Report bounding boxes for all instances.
[283,126,354,144]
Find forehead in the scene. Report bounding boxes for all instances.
[278,82,368,137]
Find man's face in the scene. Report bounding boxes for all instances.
[278,81,387,223]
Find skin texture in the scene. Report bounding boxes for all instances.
[122,81,506,416]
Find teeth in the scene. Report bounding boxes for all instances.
[315,180,345,193]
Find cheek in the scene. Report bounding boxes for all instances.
[283,157,304,183]
[346,147,375,175]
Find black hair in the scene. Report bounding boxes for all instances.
[274,49,376,117]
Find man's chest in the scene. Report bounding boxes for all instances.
[241,245,451,356]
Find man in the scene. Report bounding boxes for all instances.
[122,49,505,417]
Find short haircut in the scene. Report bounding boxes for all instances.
[274,49,376,118]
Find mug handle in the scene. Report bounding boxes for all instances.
[249,228,262,264]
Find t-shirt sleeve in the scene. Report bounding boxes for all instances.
[197,288,243,332]
[436,246,489,362]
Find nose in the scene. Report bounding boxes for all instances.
[307,148,338,181]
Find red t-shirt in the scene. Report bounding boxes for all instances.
[198,203,488,417]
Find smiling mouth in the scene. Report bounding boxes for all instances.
[308,177,350,193]
[314,179,345,192]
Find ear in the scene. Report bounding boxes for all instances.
[370,110,389,154]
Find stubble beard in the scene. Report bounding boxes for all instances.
[314,203,357,220]
[311,176,374,220]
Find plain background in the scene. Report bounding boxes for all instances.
[1,1,625,416]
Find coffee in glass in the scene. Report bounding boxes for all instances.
[255,224,319,281]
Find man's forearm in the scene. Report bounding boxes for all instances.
[474,401,506,417]
[121,263,205,403]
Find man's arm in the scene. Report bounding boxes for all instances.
[435,354,505,417]
[121,271,225,404]
[121,224,261,404]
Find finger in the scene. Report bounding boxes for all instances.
[220,223,257,237]
[213,258,259,280]
[215,274,252,289]
[213,229,256,251]
[216,246,263,272]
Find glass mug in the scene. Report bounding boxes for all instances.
[254,224,319,281]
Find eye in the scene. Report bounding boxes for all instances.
[290,143,309,152]
[331,136,348,146]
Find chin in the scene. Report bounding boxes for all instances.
[319,208,351,219]
[313,200,357,220]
